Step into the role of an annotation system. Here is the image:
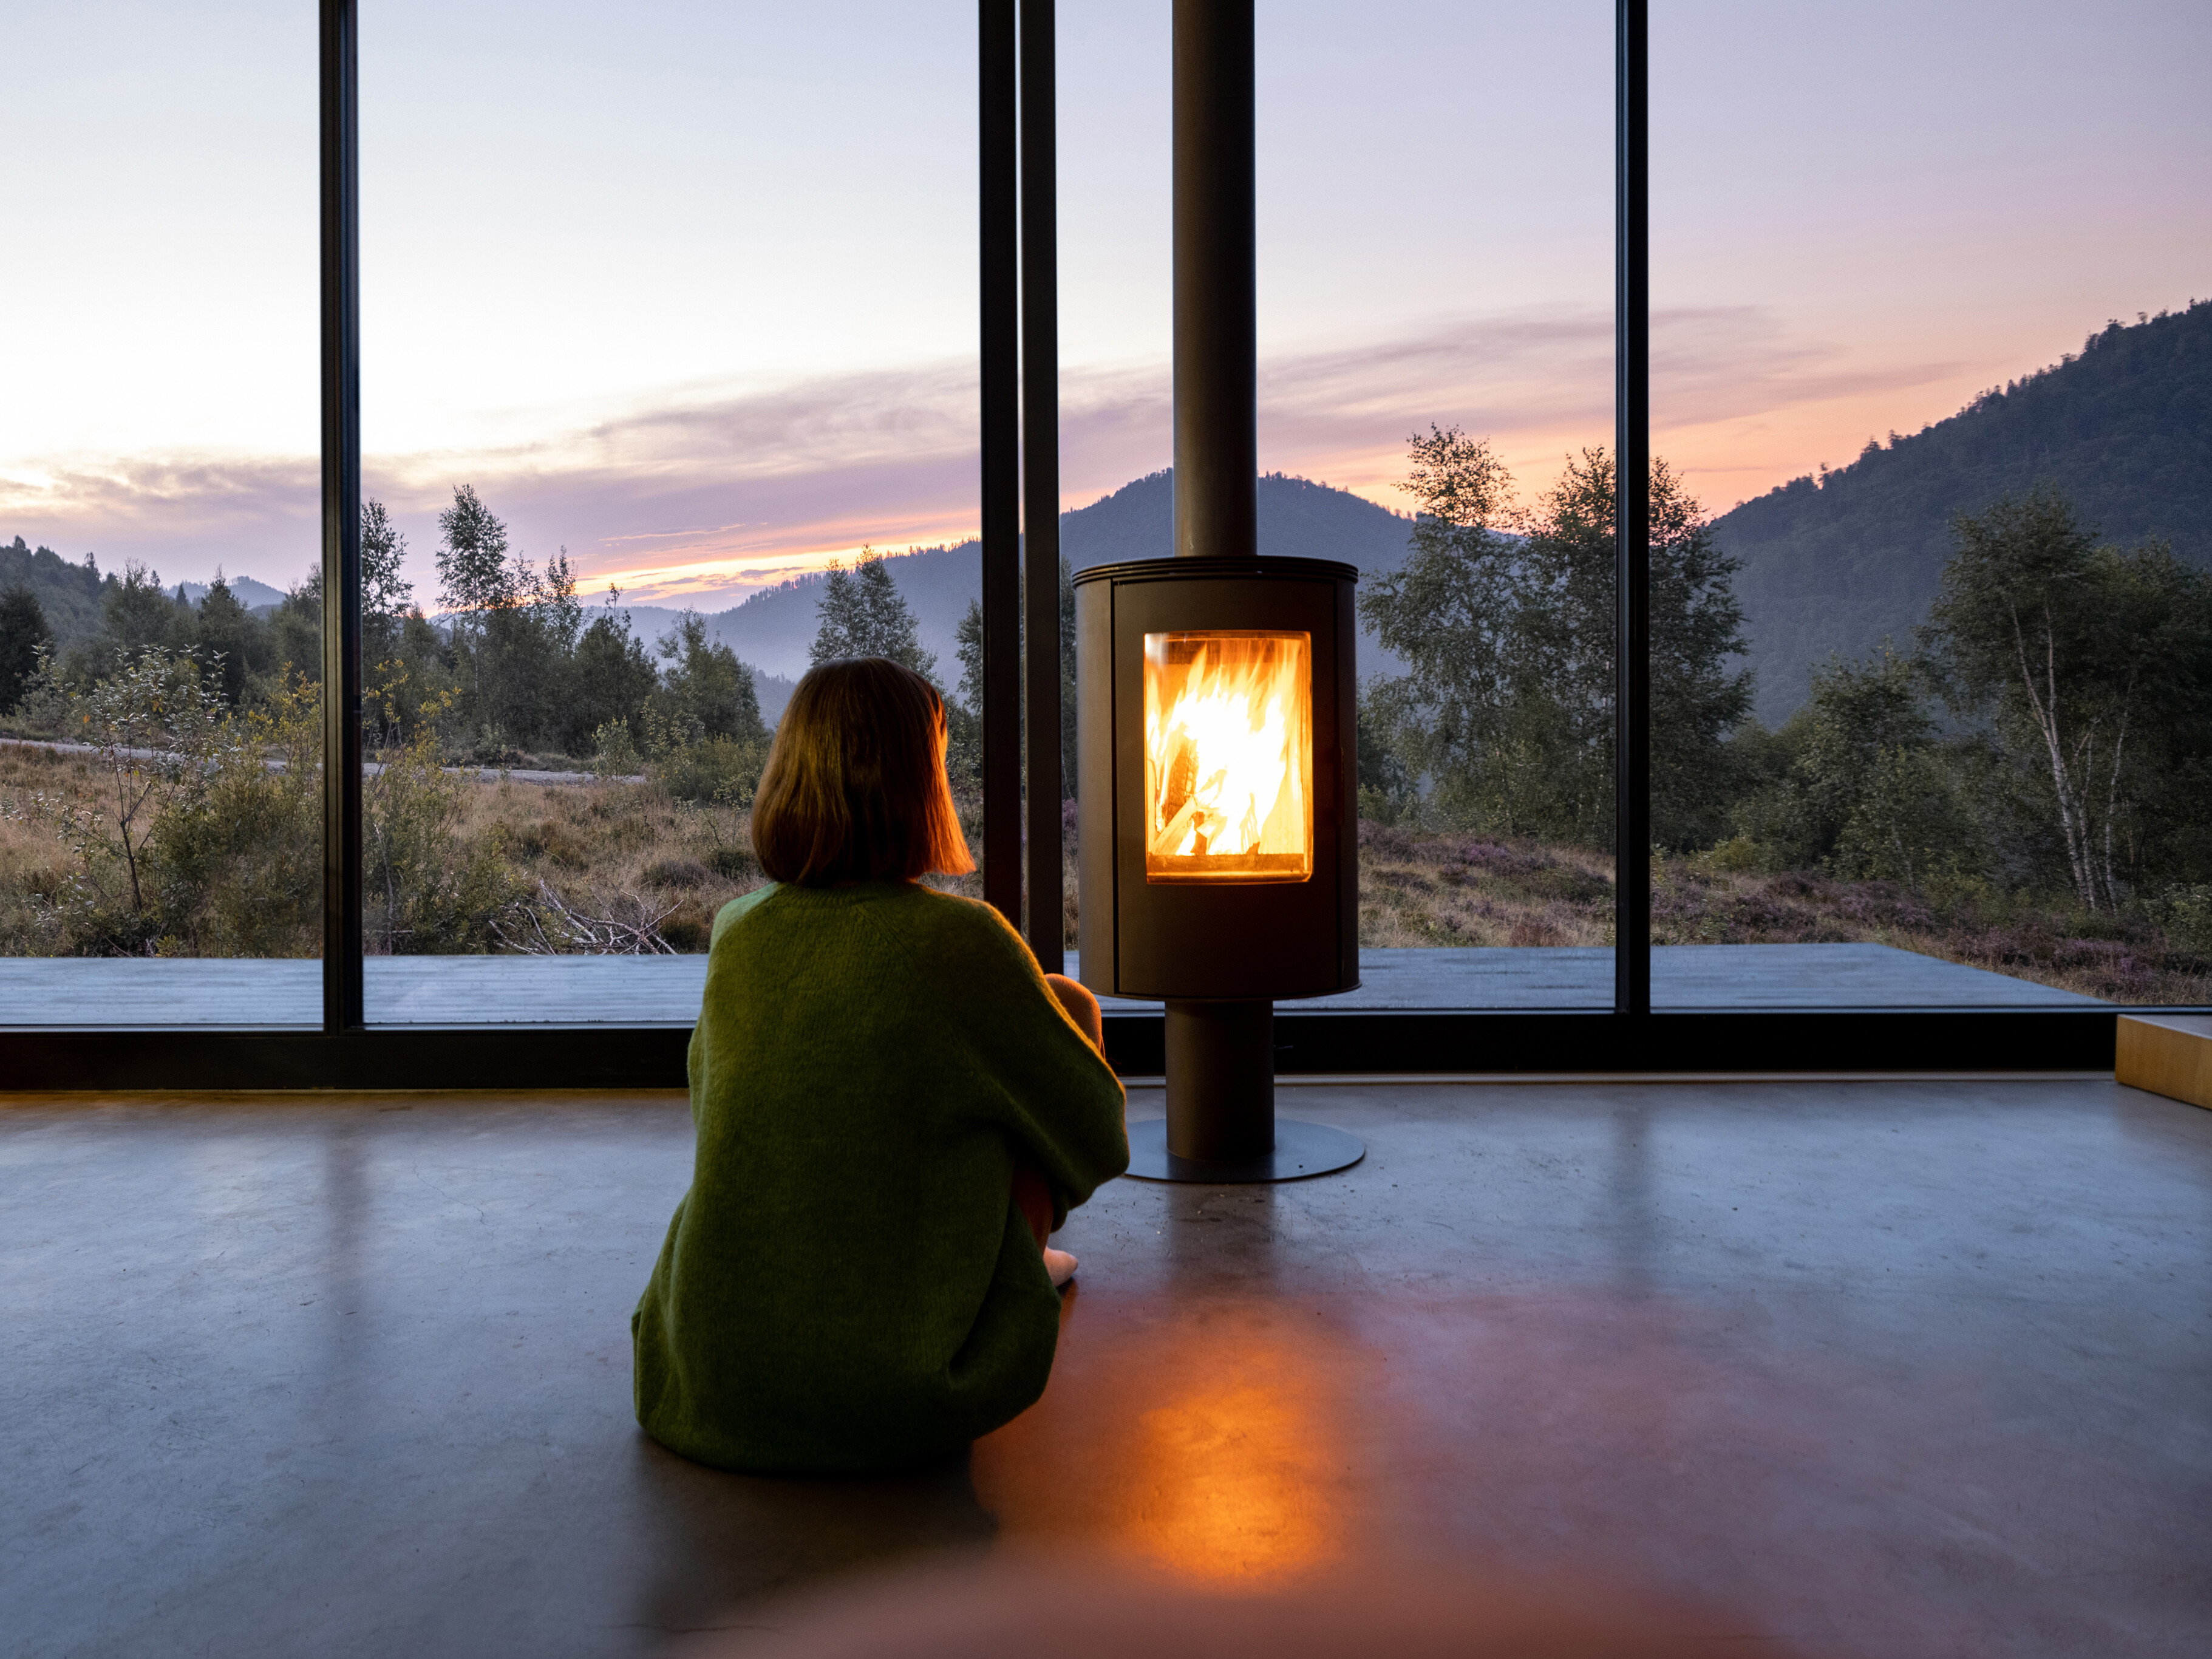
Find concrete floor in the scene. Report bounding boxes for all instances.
[3,1080,2208,1658]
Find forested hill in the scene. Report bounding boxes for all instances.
[0,537,112,647]
[682,471,1415,683]
[1715,299,2211,725]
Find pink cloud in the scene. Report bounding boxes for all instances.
[1,305,1992,595]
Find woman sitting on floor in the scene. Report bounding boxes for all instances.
[631,656,1128,1474]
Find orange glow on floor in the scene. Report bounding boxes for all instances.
[972,1297,1373,1587]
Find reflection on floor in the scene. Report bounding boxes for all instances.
[0,941,2104,1028]
[3,1080,2204,1657]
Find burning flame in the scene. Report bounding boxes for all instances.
[1143,632,1312,883]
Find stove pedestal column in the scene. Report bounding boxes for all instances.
[1125,998,1364,1184]
[1165,998,1274,1162]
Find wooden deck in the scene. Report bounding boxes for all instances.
[0,943,2104,1029]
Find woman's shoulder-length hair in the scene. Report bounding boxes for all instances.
[750,656,975,886]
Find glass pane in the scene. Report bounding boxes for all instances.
[1650,2,2212,1011]
[1276,2,1618,1007]
[1057,3,1619,1012]
[0,2,321,1027]
[358,1,981,1024]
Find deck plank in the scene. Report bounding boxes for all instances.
[0,942,2105,1029]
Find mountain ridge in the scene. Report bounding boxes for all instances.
[1713,299,2210,724]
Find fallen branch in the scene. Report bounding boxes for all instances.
[491,879,679,955]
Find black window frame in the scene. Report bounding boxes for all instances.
[0,0,2154,1089]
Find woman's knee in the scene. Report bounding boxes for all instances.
[1044,973,1104,1049]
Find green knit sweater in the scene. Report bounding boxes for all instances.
[631,879,1128,1473]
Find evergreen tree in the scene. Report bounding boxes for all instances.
[808,547,936,680]
[362,498,415,664]
[434,484,514,625]
[268,568,324,686]
[0,583,53,712]
[947,556,1077,798]
[186,573,271,707]
[105,560,183,659]
[955,598,984,715]
[548,586,659,754]
[652,611,765,747]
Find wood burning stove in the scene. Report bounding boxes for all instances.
[1073,0,1363,1182]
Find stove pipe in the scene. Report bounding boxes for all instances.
[1169,2,1262,1160]
[1174,0,1257,568]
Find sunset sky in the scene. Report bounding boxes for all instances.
[2,1,2205,610]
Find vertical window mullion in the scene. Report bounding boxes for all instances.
[1019,0,1061,971]
[320,0,364,1031]
[1614,0,1652,1020]
[981,1,1023,928]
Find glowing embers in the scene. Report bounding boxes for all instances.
[1143,630,1312,884]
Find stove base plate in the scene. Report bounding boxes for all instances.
[1120,1117,1364,1184]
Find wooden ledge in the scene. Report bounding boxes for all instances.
[2117,1014,2212,1111]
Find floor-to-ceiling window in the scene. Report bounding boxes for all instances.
[1057,1,1624,1016]
[355,0,983,1026]
[0,1,324,1027]
[1649,0,2212,1013]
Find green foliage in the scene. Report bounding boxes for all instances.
[590,717,643,779]
[653,610,766,747]
[809,547,936,679]
[2,647,228,950]
[945,556,1075,799]
[361,498,417,666]
[1363,432,1749,848]
[564,604,659,753]
[435,483,517,618]
[61,560,182,684]
[1743,647,1986,885]
[635,610,769,805]
[182,574,273,707]
[0,536,111,654]
[147,673,322,955]
[1355,687,1415,825]
[362,666,521,953]
[0,583,53,712]
[647,732,767,807]
[1920,488,2212,909]
[950,596,984,788]
[2156,884,2212,955]
[267,569,324,689]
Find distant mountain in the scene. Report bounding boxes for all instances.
[1713,300,2211,725]
[177,575,288,611]
[689,470,1418,684]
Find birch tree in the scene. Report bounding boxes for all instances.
[1921,488,2207,908]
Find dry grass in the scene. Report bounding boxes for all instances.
[1356,821,1617,948]
[1344,817,2210,1004]
[7,740,2204,1004]
[0,746,86,946]
[1650,856,2212,1004]
[441,776,990,953]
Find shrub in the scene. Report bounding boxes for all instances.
[652,733,766,806]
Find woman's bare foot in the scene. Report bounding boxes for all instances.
[1043,1247,1078,1288]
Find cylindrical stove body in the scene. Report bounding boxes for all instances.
[1074,556,1360,1005]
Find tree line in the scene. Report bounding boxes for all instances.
[1362,427,2212,913]
[2,487,774,796]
